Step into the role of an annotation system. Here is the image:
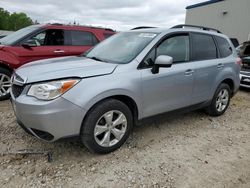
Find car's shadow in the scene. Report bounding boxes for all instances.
[47,108,207,161]
[240,87,250,92]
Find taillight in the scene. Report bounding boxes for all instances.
[236,58,242,66]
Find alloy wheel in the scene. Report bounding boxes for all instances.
[216,89,229,112]
[94,110,127,147]
[0,73,11,97]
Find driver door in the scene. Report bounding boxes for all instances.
[15,29,71,65]
[140,34,195,117]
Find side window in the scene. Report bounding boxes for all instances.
[191,33,217,61]
[24,32,46,46]
[215,36,232,58]
[142,35,189,68]
[156,35,190,63]
[71,31,99,46]
[23,29,64,46]
[143,48,156,67]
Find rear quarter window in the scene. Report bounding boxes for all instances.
[191,33,217,61]
[215,36,232,58]
[71,30,99,46]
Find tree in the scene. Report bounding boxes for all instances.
[0,8,10,30]
[8,12,33,31]
[0,7,33,31]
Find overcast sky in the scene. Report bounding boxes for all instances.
[0,0,205,31]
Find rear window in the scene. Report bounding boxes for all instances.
[71,31,99,46]
[191,33,217,61]
[215,36,232,58]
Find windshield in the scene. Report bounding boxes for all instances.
[85,32,158,64]
[0,25,40,45]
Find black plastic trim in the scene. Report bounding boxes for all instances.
[186,0,224,10]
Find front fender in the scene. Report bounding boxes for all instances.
[86,89,141,114]
[62,72,143,119]
[0,50,19,69]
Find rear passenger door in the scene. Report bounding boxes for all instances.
[68,30,99,55]
[190,33,222,104]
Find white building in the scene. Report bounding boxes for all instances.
[185,0,250,44]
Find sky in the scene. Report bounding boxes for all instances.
[0,0,206,31]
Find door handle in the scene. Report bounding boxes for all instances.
[217,63,224,69]
[54,50,65,53]
[185,69,194,76]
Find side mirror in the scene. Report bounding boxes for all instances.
[151,55,173,74]
[21,40,37,49]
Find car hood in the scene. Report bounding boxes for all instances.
[15,56,118,83]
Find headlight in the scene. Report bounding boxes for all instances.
[27,79,80,100]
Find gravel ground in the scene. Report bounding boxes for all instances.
[0,89,249,188]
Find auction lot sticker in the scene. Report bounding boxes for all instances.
[139,33,157,38]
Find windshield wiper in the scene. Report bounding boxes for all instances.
[88,56,103,62]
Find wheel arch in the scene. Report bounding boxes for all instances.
[83,94,139,124]
[221,78,234,95]
[108,95,139,122]
[0,62,13,73]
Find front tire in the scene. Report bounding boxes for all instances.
[0,67,12,101]
[206,83,231,116]
[80,99,133,154]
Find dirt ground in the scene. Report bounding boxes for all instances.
[0,89,249,188]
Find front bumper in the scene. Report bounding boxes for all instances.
[240,71,250,88]
[11,93,86,142]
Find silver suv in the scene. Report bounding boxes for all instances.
[11,25,241,153]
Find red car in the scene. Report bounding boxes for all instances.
[0,24,115,100]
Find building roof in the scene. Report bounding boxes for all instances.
[186,0,224,10]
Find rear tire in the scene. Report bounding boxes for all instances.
[0,67,12,101]
[206,83,231,116]
[80,99,133,154]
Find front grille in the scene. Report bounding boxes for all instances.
[241,77,250,86]
[241,81,250,86]
[12,84,24,98]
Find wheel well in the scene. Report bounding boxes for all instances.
[81,95,139,134]
[109,95,139,122]
[0,63,13,73]
[221,78,234,94]
[86,95,139,123]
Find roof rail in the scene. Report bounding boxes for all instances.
[171,24,222,33]
[131,26,156,30]
[48,23,115,32]
[104,28,115,32]
[50,23,64,26]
